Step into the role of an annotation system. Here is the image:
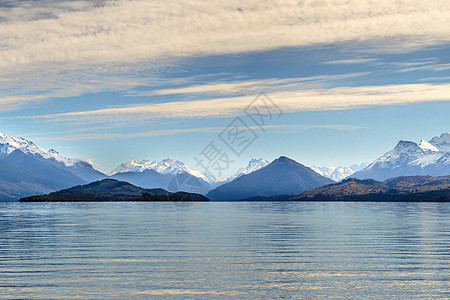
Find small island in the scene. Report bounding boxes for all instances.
[20,179,209,202]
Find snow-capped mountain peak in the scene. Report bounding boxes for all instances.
[373,140,427,168]
[311,166,355,181]
[1,133,40,156]
[0,133,80,167]
[393,140,421,152]
[351,132,450,181]
[227,158,270,181]
[109,158,215,183]
[374,134,450,169]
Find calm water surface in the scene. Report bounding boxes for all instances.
[0,202,449,299]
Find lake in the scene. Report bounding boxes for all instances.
[1,201,449,299]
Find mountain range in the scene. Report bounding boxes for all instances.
[0,133,105,201]
[0,132,272,200]
[108,157,270,195]
[1,132,450,201]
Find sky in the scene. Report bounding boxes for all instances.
[1,0,450,178]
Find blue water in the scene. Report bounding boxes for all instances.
[1,202,449,299]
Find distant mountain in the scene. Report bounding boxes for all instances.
[350,162,370,172]
[20,179,209,202]
[110,158,215,183]
[292,175,450,202]
[110,168,211,195]
[0,133,106,201]
[110,169,169,190]
[351,133,450,181]
[109,158,219,194]
[311,166,355,181]
[311,162,371,181]
[206,156,335,201]
[225,158,270,182]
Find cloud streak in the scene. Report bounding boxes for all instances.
[396,63,450,73]
[151,74,367,96]
[30,124,365,141]
[20,82,450,124]
[322,59,378,65]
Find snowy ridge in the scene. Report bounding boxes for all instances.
[0,133,81,167]
[429,133,450,152]
[109,158,215,183]
[369,135,450,169]
[110,157,271,184]
[311,166,355,181]
[352,132,450,180]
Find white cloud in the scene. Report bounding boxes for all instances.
[0,95,46,111]
[1,0,450,74]
[0,65,165,112]
[2,0,450,114]
[22,82,450,124]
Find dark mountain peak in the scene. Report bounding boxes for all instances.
[277,155,290,161]
[271,156,302,166]
[85,178,126,187]
[206,156,333,201]
[333,177,387,187]
[274,155,293,162]
[51,178,144,196]
[394,140,419,150]
[342,177,358,182]
[342,177,380,185]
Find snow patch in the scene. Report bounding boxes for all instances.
[418,139,439,152]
